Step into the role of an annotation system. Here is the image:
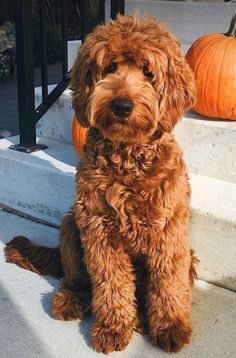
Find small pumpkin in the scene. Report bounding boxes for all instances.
[72,115,87,157]
[186,9,236,120]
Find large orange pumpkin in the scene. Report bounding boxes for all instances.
[186,9,236,120]
[72,116,87,157]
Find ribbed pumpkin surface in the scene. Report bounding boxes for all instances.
[186,33,236,120]
[72,116,87,157]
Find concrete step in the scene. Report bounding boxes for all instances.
[36,88,236,182]
[189,173,236,292]
[68,40,81,71]
[1,208,236,358]
[0,135,235,290]
[174,113,236,183]
[0,135,77,226]
[35,86,73,144]
[35,86,236,183]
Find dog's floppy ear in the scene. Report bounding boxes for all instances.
[159,55,196,132]
[70,40,98,128]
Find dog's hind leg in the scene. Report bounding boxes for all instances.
[52,211,92,321]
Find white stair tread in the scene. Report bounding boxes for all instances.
[184,111,236,130]
[0,135,77,175]
[0,208,236,358]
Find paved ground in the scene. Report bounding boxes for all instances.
[1,207,236,358]
[0,63,62,139]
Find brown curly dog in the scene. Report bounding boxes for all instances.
[5,15,197,354]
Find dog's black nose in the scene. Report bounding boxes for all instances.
[110,99,133,117]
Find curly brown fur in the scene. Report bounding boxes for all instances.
[5,15,197,354]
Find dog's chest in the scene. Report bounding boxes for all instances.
[78,136,178,253]
[98,178,164,254]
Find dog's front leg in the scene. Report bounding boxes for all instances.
[83,234,136,354]
[146,226,193,353]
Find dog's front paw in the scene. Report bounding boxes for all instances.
[151,320,192,353]
[91,323,132,354]
[52,289,86,321]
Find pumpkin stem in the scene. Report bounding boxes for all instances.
[225,7,236,38]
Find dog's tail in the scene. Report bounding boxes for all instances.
[5,236,63,278]
[189,248,198,287]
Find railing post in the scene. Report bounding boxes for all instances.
[10,0,46,153]
[111,0,125,19]
[99,0,106,24]
[61,0,68,77]
[10,1,122,153]
[39,0,48,103]
[81,0,89,41]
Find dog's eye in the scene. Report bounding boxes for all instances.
[106,62,117,74]
[143,66,154,79]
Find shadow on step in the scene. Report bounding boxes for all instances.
[0,282,52,358]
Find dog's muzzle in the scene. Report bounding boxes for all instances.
[110,99,133,117]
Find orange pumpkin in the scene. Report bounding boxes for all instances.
[72,116,87,157]
[186,9,236,120]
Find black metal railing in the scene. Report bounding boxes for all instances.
[11,0,124,153]
[111,0,125,20]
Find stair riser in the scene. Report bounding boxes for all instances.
[0,156,75,226]
[0,136,77,226]
[36,88,73,144]
[174,118,236,183]
[68,40,81,71]
[190,212,236,292]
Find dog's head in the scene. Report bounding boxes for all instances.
[70,15,196,143]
